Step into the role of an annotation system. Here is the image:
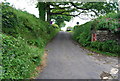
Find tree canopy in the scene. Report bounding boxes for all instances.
[37,2,119,27]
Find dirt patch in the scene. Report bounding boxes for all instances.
[30,51,48,79]
[36,51,48,73]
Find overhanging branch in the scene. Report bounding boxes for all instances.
[51,12,82,17]
[50,6,72,10]
[70,2,99,16]
[70,2,89,10]
[51,8,76,14]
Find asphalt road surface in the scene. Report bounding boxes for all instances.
[36,31,118,79]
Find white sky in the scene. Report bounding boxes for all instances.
[61,17,91,31]
[1,0,39,17]
[1,0,91,31]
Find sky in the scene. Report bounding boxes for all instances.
[1,0,39,17]
[1,0,92,31]
[61,17,91,31]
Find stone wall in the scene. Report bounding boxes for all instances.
[92,30,116,42]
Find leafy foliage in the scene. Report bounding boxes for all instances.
[2,34,43,79]
[90,40,120,55]
[38,2,118,23]
[1,3,59,79]
[2,2,59,48]
[50,2,118,16]
[51,15,72,28]
[73,22,92,47]
[92,13,120,33]
[72,13,120,56]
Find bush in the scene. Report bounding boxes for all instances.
[73,22,92,47]
[2,34,44,79]
[92,12,120,33]
[2,2,59,48]
[1,3,59,79]
[51,24,59,28]
[72,12,119,56]
[90,40,120,55]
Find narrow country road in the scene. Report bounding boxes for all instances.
[36,31,118,79]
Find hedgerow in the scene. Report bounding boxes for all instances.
[73,22,92,47]
[2,3,59,47]
[72,12,120,56]
[93,13,120,33]
[1,2,59,79]
[2,34,43,79]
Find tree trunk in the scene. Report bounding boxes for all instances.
[38,2,46,21]
[46,2,51,23]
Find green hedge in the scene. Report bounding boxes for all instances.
[2,34,43,79]
[92,12,120,33]
[72,13,120,56]
[73,22,92,47]
[2,3,59,48]
[1,3,59,79]
[90,40,120,55]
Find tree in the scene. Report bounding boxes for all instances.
[37,2,118,23]
[51,15,72,28]
[50,2,118,16]
[37,2,46,21]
